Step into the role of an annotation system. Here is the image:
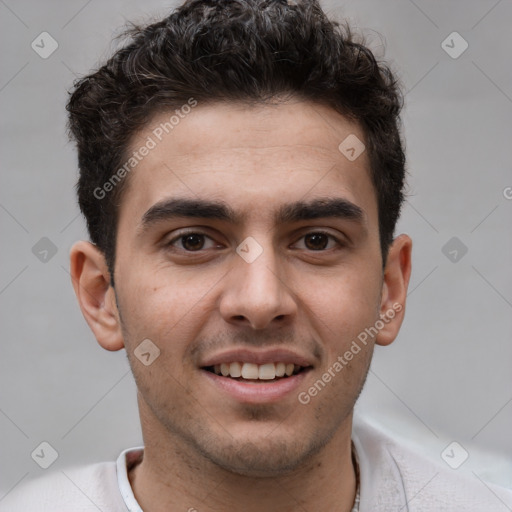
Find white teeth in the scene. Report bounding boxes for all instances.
[258,363,276,380]
[210,361,304,380]
[275,362,286,377]
[241,363,259,379]
[229,361,242,378]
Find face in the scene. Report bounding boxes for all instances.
[74,99,410,477]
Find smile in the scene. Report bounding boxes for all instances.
[204,362,305,381]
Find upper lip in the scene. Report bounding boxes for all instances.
[199,348,315,368]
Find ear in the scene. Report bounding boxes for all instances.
[69,241,124,351]
[375,234,412,347]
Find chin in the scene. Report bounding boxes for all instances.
[195,431,332,478]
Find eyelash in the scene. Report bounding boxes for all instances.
[165,230,345,253]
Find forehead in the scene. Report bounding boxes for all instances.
[118,100,377,228]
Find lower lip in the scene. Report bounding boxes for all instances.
[201,369,311,404]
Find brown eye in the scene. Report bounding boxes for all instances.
[295,231,342,251]
[180,234,205,251]
[167,231,217,252]
[304,233,330,251]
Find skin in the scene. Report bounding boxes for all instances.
[70,99,412,512]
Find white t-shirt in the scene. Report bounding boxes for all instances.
[1,417,510,511]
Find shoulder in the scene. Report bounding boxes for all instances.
[352,416,512,511]
[0,460,125,512]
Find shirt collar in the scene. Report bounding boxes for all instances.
[116,446,144,512]
[116,443,363,511]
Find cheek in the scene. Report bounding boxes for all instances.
[297,266,382,346]
[117,265,216,340]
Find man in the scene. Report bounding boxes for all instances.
[2,0,510,510]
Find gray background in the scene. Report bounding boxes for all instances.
[1,0,511,499]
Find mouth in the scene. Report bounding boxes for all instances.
[199,348,315,403]
[202,362,309,382]
[200,360,313,403]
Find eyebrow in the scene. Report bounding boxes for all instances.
[139,196,365,232]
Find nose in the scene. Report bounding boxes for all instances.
[219,238,297,330]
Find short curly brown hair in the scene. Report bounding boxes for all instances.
[66,0,406,282]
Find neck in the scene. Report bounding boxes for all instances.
[129,402,357,512]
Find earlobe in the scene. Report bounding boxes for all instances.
[69,241,125,351]
[375,234,412,347]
